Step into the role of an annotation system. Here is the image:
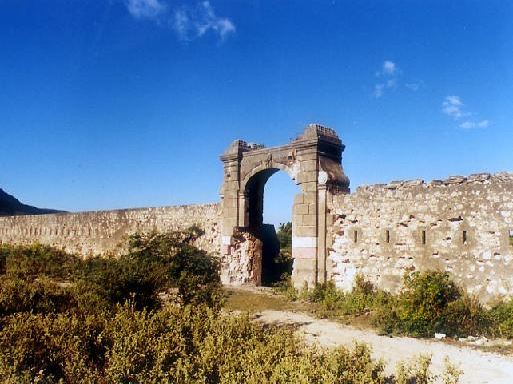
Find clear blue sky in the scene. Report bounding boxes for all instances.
[1,0,512,226]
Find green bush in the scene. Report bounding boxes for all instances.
[306,281,346,315]
[278,270,493,339]
[488,300,513,338]
[0,303,462,383]
[125,228,222,308]
[0,275,76,316]
[0,311,106,383]
[1,243,79,281]
[442,295,489,337]
[372,271,489,338]
[0,227,223,314]
[393,271,460,336]
[303,274,391,318]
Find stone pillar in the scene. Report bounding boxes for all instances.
[219,140,248,257]
[317,181,328,284]
[290,144,318,288]
[291,191,318,289]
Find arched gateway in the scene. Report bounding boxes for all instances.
[220,124,350,288]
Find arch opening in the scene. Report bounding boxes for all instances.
[245,168,299,286]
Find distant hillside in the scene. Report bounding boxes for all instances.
[0,188,63,216]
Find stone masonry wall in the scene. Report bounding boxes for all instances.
[0,204,221,257]
[328,172,513,302]
[2,170,513,302]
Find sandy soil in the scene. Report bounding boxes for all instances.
[256,310,513,384]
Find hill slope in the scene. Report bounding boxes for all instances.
[0,188,63,216]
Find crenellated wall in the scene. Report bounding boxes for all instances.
[0,204,221,257]
[328,172,513,302]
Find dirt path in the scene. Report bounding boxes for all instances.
[256,310,513,384]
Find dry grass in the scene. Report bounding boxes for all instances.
[223,286,305,313]
[223,286,375,329]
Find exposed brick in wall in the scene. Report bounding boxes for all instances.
[220,229,262,286]
[0,204,221,257]
[328,172,513,302]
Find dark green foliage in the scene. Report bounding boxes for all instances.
[304,274,391,319]
[276,222,292,258]
[0,227,222,314]
[0,248,6,274]
[1,243,79,281]
[372,271,490,337]
[0,275,76,316]
[488,300,513,338]
[126,228,222,307]
[441,296,490,337]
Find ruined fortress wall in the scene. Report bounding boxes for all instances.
[328,173,513,302]
[0,204,221,257]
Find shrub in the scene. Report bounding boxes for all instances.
[75,254,168,312]
[3,228,222,314]
[488,300,513,338]
[442,295,489,337]
[272,272,298,301]
[0,275,76,316]
[1,243,79,281]
[125,228,222,308]
[0,311,106,383]
[0,303,389,384]
[274,270,500,339]
[303,274,387,318]
[395,355,432,384]
[307,281,346,315]
[372,271,489,338]
[1,302,458,383]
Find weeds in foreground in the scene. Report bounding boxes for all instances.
[0,238,464,383]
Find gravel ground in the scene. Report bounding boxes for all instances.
[256,310,513,384]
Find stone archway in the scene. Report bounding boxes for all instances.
[219,124,350,288]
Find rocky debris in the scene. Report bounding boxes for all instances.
[458,336,512,348]
[468,173,491,182]
[445,175,467,185]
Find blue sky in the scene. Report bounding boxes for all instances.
[1,0,512,226]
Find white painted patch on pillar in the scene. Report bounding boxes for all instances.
[292,236,317,248]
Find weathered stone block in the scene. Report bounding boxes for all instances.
[294,204,309,215]
[301,214,317,226]
[295,225,316,237]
